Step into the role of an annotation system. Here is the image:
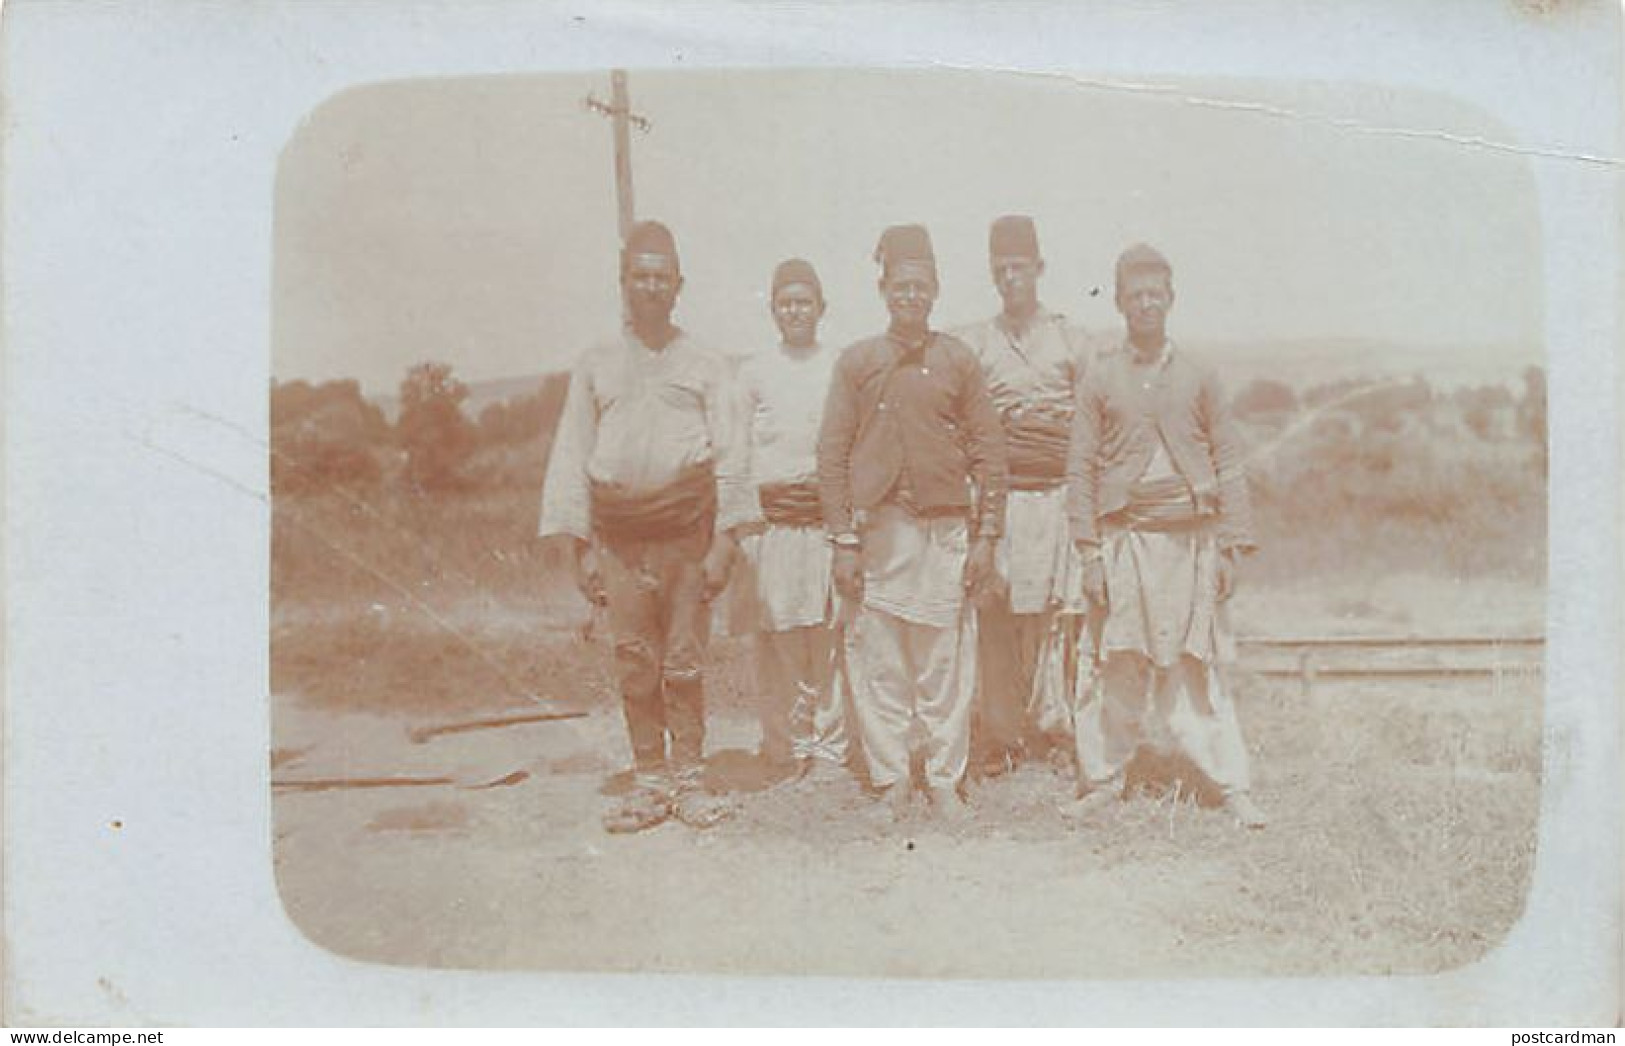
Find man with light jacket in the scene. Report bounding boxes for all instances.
[1066,243,1267,829]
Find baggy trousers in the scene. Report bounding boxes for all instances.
[981,607,1059,756]
[845,607,978,791]
[1074,652,1252,795]
[755,625,850,766]
[1072,522,1251,795]
[976,485,1084,757]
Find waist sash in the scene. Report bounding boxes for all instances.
[1004,408,1071,491]
[758,479,824,528]
[1110,473,1212,531]
[590,461,717,544]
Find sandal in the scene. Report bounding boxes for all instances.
[672,784,736,830]
[602,787,672,834]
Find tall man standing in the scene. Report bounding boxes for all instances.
[817,224,1008,821]
[731,258,851,783]
[1066,243,1267,829]
[539,220,751,834]
[956,215,1096,778]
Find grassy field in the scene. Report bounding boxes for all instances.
[268,388,1547,979]
[270,463,1547,719]
[268,471,1544,978]
[272,621,1539,977]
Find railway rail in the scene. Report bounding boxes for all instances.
[1234,634,1544,694]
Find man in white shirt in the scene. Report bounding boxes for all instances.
[730,259,852,785]
[539,220,752,833]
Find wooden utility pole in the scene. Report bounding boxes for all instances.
[608,70,636,241]
[584,69,650,243]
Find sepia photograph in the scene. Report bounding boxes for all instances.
[4,0,1619,1027]
[270,68,1547,977]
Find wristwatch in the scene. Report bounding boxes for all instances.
[828,532,861,550]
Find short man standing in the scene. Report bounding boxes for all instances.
[1066,243,1267,829]
[955,215,1096,778]
[817,224,1008,821]
[731,258,851,783]
[539,220,750,834]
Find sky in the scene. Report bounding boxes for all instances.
[273,68,1543,395]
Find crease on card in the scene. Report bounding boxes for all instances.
[127,407,560,709]
[932,64,1625,169]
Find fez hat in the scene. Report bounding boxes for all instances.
[989,215,1041,259]
[771,257,823,299]
[1114,242,1172,288]
[622,220,680,270]
[873,224,936,274]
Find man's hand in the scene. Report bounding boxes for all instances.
[962,535,998,602]
[832,546,864,604]
[1079,547,1107,611]
[1216,547,1238,602]
[548,535,604,607]
[702,535,737,603]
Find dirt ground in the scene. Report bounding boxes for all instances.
[272,614,1542,979]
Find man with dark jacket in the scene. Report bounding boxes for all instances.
[1066,243,1267,829]
[817,224,1008,822]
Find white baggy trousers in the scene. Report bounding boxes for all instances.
[844,505,978,792]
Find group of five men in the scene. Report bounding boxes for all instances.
[538,215,1266,835]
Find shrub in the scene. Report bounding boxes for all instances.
[270,378,390,494]
[397,362,477,492]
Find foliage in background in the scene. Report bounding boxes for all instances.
[476,373,570,447]
[397,362,478,492]
[271,362,1548,610]
[269,378,391,494]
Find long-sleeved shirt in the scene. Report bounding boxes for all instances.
[537,328,752,542]
[954,307,1095,420]
[817,329,1008,540]
[1066,340,1256,552]
[736,342,836,491]
[957,307,1098,490]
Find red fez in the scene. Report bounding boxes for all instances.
[623,220,680,268]
[989,215,1040,259]
[1115,242,1172,286]
[874,224,936,273]
[771,257,823,299]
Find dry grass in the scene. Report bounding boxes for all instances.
[268,460,1544,977]
[713,670,1541,975]
[272,590,1541,976]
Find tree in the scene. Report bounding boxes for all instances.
[270,377,387,494]
[1455,383,1515,441]
[396,362,476,492]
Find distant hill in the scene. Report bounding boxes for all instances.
[1181,337,1541,394]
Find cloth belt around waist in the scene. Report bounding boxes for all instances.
[758,479,824,527]
[1102,473,1215,532]
[1003,408,1071,491]
[860,496,971,532]
[589,461,717,544]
